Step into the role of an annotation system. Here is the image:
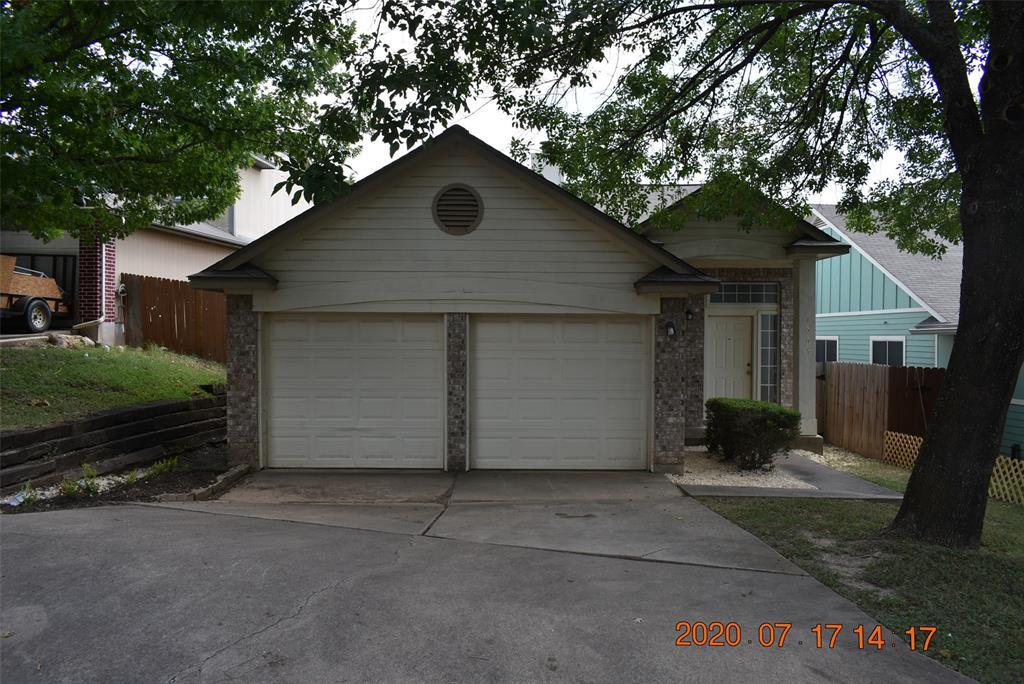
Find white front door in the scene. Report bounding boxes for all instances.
[706,316,753,400]
[470,315,651,469]
[264,314,445,468]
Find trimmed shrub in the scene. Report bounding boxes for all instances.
[705,398,801,470]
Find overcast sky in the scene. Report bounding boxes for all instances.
[344,8,902,205]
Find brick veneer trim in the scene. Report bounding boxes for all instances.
[653,298,694,470]
[445,313,469,471]
[226,294,259,467]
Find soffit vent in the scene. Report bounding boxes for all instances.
[433,184,483,235]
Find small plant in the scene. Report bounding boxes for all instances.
[125,469,139,485]
[147,456,178,478]
[705,398,801,471]
[19,480,39,506]
[58,477,81,498]
[80,463,100,496]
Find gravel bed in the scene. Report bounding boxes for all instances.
[799,444,866,469]
[668,447,818,489]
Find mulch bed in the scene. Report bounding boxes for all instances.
[1,442,228,515]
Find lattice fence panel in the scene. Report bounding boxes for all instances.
[990,456,1024,506]
[883,431,922,470]
[883,431,1024,506]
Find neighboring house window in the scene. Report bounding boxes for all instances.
[870,337,905,366]
[816,337,839,363]
[710,282,779,304]
[759,313,779,402]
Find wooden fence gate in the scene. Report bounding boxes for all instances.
[122,273,227,363]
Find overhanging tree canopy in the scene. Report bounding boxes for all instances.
[340,0,1022,548]
[1,0,363,243]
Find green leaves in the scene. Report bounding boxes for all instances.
[348,1,989,249]
[1,0,363,241]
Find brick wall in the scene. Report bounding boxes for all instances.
[653,298,693,471]
[445,313,469,471]
[76,240,117,321]
[679,296,707,434]
[226,294,259,467]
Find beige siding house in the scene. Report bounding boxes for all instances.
[0,160,310,343]
[193,126,846,471]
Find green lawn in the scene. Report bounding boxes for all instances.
[700,495,1024,683]
[1,345,225,431]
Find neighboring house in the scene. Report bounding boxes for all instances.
[191,126,847,472]
[811,204,1023,458]
[0,157,309,343]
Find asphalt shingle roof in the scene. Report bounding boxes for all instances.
[812,204,963,326]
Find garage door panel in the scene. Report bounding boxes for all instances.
[266,314,444,468]
[403,397,443,420]
[470,316,650,469]
[270,319,310,341]
[313,398,357,422]
[562,320,600,342]
[311,319,355,341]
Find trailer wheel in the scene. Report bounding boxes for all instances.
[25,299,51,333]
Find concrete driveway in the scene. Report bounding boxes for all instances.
[0,471,966,683]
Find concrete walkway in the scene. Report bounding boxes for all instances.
[678,452,903,500]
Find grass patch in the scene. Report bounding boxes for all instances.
[0,346,225,431]
[701,496,1024,683]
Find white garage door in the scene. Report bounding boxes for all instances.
[470,316,651,469]
[265,314,444,468]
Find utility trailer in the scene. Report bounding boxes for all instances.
[0,254,69,333]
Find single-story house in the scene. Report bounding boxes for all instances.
[0,157,309,343]
[191,126,847,471]
[811,204,1023,458]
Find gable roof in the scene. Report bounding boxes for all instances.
[811,204,962,328]
[639,184,846,253]
[191,126,712,288]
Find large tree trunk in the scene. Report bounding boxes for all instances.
[888,155,1024,548]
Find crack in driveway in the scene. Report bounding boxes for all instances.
[419,476,456,536]
[166,580,342,683]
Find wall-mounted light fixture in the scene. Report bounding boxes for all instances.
[666,321,677,337]
[685,309,695,321]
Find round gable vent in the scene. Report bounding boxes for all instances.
[433,184,483,235]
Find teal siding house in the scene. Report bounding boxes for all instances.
[812,205,1023,457]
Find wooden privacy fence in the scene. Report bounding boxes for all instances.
[818,362,891,459]
[122,273,227,363]
[816,363,946,459]
[817,361,1023,505]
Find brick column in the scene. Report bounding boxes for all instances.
[226,294,259,468]
[654,298,693,472]
[445,313,468,471]
[680,297,706,439]
[76,240,117,321]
